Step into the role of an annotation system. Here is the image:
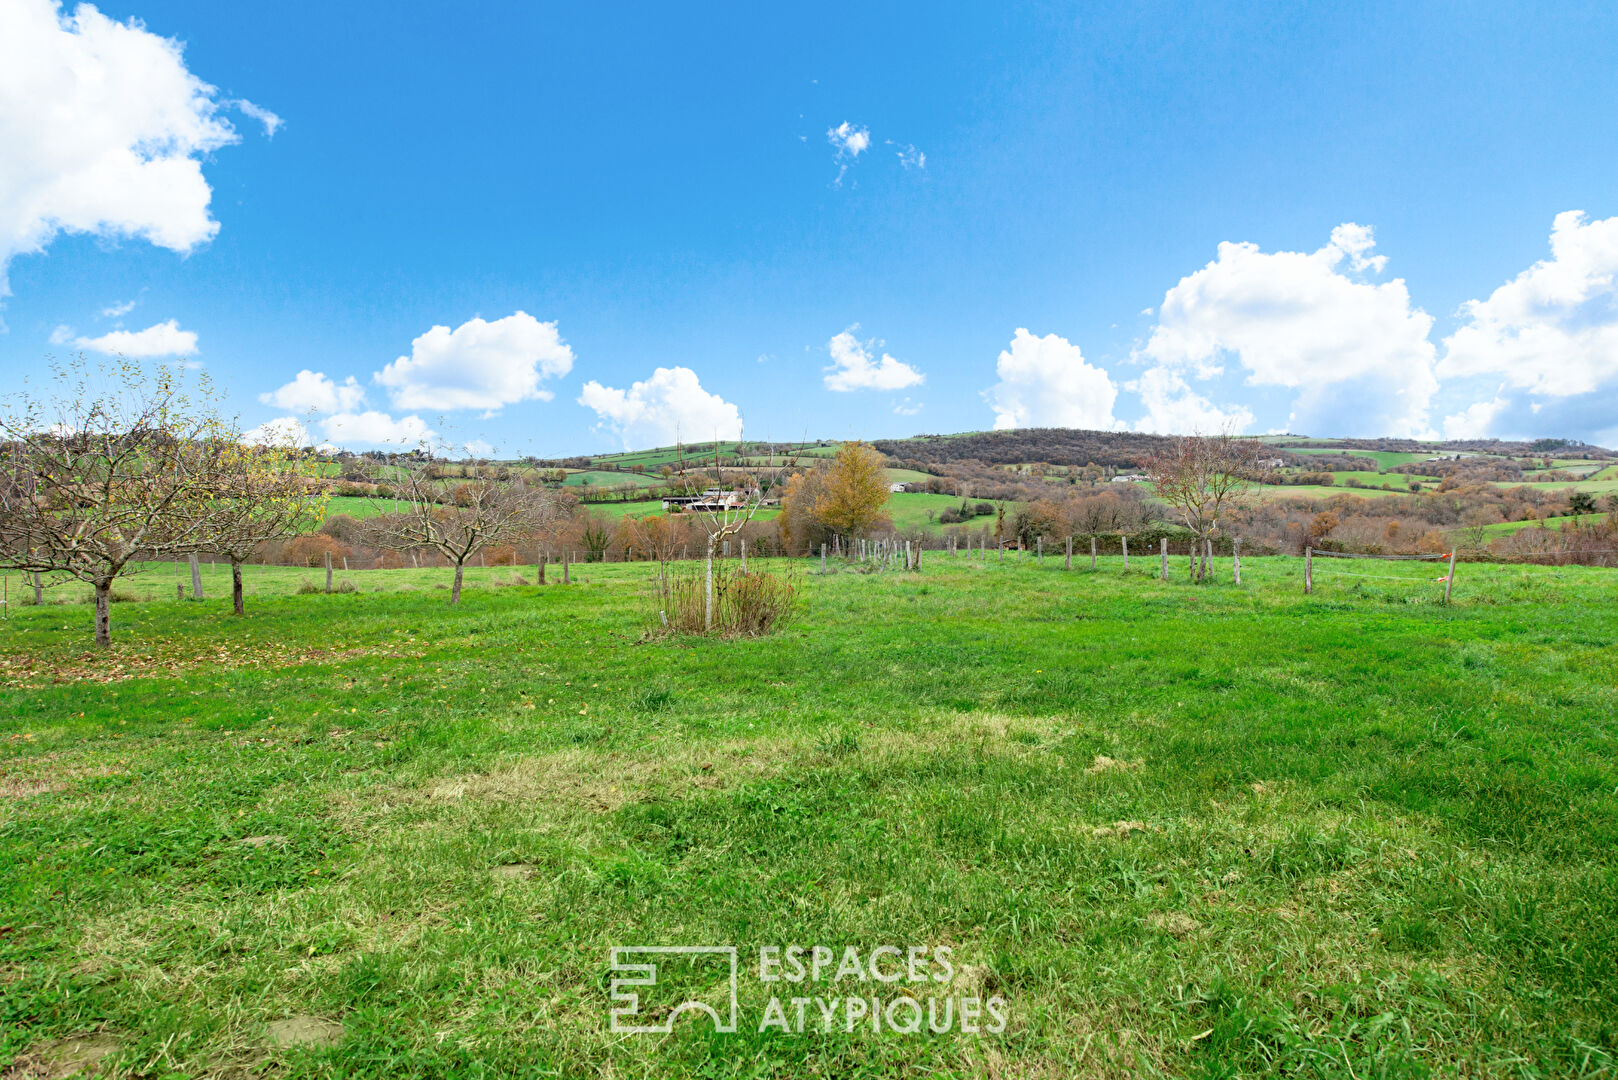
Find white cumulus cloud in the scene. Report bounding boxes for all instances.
[0,0,265,295]
[240,416,311,448]
[1129,365,1254,434]
[1441,393,1510,440]
[100,298,136,318]
[1138,224,1438,437]
[1441,210,1618,398]
[74,318,196,356]
[985,328,1118,431]
[823,327,925,392]
[318,410,435,449]
[376,312,574,411]
[577,366,743,451]
[259,370,365,414]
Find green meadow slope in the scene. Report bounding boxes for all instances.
[3,557,1616,1075]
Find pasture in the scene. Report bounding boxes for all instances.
[2,557,1616,1077]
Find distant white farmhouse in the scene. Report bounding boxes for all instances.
[889,482,907,493]
[662,488,750,512]
[1110,473,1148,483]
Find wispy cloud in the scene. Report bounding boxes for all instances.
[232,99,284,138]
[826,121,871,187]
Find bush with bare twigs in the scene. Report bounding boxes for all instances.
[653,562,796,636]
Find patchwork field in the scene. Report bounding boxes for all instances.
[3,556,1616,1077]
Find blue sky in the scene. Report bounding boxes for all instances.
[4,0,1618,455]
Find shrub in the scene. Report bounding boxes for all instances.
[655,562,796,637]
[285,533,351,567]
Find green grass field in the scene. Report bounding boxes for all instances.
[1480,513,1597,537]
[562,470,663,488]
[1250,482,1415,501]
[1285,449,1435,471]
[3,555,1616,1077]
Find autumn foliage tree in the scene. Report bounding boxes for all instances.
[779,441,890,553]
[814,442,890,538]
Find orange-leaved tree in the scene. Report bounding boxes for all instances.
[812,441,889,540]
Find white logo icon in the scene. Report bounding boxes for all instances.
[609,946,739,1034]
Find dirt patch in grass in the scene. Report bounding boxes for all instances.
[416,738,805,815]
[0,775,63,801]
[0,642,421,688]
[1148,911,1201,938]
[265,1015,343,1048]
[2,1033,123,1079]
[1091,820,1150,839]
[1085,755,1142,775]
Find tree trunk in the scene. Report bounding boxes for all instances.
[705,538,715,631]
[538,554,547,584]
[325,551,333,594]
[94,579,112,648]
[451,560,464,604]
[34,572,43,605]
[190,553,203,599]
[231,557,245,616]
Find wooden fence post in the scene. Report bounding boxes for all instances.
[741,539,747,573]
[1233,538,1242,585]
[1065,536,1072,571]
[821,543,826,573]
[1121,535,1128,569]
[1160,537,1168,581]
[1444,549,1457,604]
[342,556,349,571]
[1304,546,1313,594]
[190,552,204,599]
[538,554,547,584]
[1037,536,1043,567]
[1091,536,1097,570]
[176,583,184,601]
[324,551,332,594]
[563,550,571,584]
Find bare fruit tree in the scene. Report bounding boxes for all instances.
[0,358,237,646]
[197,434,330,615]
[671,435,793,631]
[1144,430,1265,582]
[622,512,687,586]
[366,454,560,603]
